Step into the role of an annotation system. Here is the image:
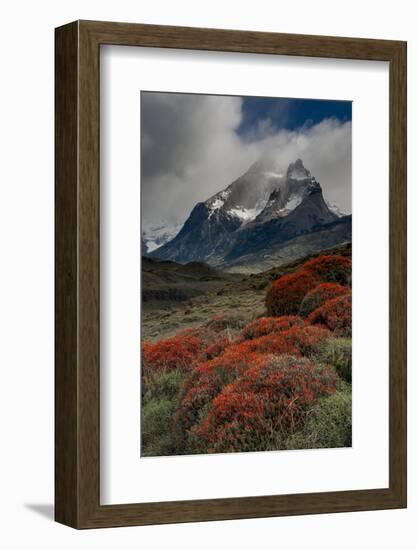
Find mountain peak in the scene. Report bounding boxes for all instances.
[150,155,347,266]
[247,152,285,176]
[287,158,311,180]
[268,188,281,202]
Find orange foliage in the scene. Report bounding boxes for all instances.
[237,325,329,357]
[173,350,270,450]
[308,293,352,337]
[193,355,339,453]
[203,336,233,360]
[299,282,350,317]
[239,315,304,341]
[265,254,351,317]
[302,255,351,286]
[266,270,320,316]
[141,328,204,377]
[173,323,331,451]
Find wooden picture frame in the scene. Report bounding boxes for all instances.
[55,20,407,529]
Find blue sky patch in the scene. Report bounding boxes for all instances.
[237,96,352,139]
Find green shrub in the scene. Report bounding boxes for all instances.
[141,397,178,456]
[285,386,352,450]
[141,369,186,456]
[142,369,185,403]
[313,337,352,383]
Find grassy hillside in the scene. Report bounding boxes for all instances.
[142,242,351,341]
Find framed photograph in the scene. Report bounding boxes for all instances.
[55,20,407,528]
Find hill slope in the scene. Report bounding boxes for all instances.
[142,242,352,340]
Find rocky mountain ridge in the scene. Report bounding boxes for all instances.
[149,157,351,271]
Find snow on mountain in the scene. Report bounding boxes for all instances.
[229,204,266,222]
[203,158,342,229]
[207,189,231,218]
[203,157,288,225]
[325,201,346,218]
[285,194,303,211]
[142,222,183,253]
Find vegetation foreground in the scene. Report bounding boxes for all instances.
[141,252,352,456]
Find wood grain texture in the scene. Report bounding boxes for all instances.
[55,20,407,529]
[55,21,79,527]
[388,41,407,504]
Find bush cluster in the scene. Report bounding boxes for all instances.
[313,337,352,383]
[142,251,353,457]
[193,355,339,453]
[308,293,352,337]
[173,350,271,452]
[266,254,351,318]
[142,329,203,378]
[299,283,349,318]
[285,384,352,449]
[266,270,320,316]
[302,255,352,286]
[239,315,304,341]
[141,369,186,456]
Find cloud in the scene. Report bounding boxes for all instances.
[260,118,352,212]
[141,92,351,229]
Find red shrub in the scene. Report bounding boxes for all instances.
[308,293,352,336]
[240,315,304,341]
[237,326,327,357]
[173,350,270,451]
[302,255,352,286]
[238,324,329,357]
[193,355,339,453]
[266,271,320,316]
[240,333,299,356]
[141,323,238,378]
[203,336,233,360]
[279,324,331,356]
[173,322,332,452]
[299,283,350,317]
[141,329,203,377]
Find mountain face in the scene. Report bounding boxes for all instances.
[150,158,351,270]
[151,157,285,263]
